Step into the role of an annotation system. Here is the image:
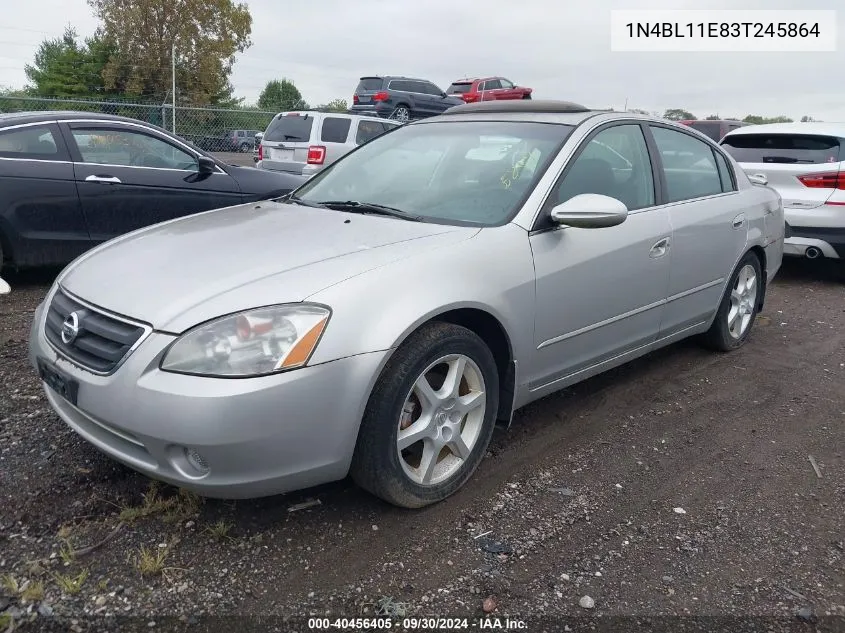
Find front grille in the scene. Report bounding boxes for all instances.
[44,288,148,374]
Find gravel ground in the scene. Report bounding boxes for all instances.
[0,259,843,632]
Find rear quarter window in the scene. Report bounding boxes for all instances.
[321,117,352,143]
[263,114,314,143]
[721,133,842,164]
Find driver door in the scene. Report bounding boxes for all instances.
[62,121,242,242]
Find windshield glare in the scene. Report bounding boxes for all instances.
[294,121,573,226]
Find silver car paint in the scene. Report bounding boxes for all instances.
[30,109,784,498]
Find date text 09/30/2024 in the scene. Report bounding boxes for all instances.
[625,22,821,39]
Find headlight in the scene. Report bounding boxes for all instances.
[160,304,330,377]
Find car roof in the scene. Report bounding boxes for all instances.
[428,100,704,129]
[274,110,399,124]
[722,121,845,138]
[0,111,157,127]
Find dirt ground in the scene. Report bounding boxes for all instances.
[1,258,843,632]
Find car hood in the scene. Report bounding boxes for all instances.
[58,201,478,332]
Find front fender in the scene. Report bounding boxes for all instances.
[304,224,537,370]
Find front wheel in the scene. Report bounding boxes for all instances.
[350,322,499,508]
[522,93,532,100]
[703,252,762,351]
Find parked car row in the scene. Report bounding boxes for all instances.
[349,74,535,122]
[27,100,785,509]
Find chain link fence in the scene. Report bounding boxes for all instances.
[0,95,279,154]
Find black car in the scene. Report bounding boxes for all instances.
[0,112,305,269]
[349,76,464,123]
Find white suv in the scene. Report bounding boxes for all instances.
[721,123,844,260]
[256,111,401,177]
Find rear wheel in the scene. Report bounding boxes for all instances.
[239,142,252,153]
[393,105,411,123]
[350,322,499,508]
[703,251,762,351]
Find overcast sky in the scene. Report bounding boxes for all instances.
[0,0,842,120]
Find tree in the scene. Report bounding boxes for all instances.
[258,79,308,112]
[801,115,820,122]
[704,114,721,120]
[743,114,793,124]
[321,98,348,113]
[24,27,105,97]
[628,108,650,115]
[88,0,253,105]
[663,108,695,121]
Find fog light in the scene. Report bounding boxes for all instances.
[184,448,210,475]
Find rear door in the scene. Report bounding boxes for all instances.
[479,79,502,101]
[318,116,353,166]
[63,121,242,243]
[354,119,397,146]
[649,124,747,338]
[0,122,90,266]
[720,131,842,214]
[259,112,317,175]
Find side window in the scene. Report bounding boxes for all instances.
[483,79,502,91]
[0,125,64,161]
[237,131,245,137]
[355,120,388,145]
[651,126,723,202]
[321,117,352,143]
[499,78,514,89]
[71,127,198,170]
[553,124,655,211]
[713,149,736,192]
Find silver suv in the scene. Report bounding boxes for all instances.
[257,111,401,177]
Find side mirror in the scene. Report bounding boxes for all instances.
[549,193,628,228]
[197,156,216,173]
[747,173,768,186]
[440,92,448,98]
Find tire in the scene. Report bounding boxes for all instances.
[522,93,532,100]
[350,322,499,508]
[239,142,252,153]
[393,105,411,123]
[702,251,762,351]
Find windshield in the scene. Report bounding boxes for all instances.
[293,121,573,226]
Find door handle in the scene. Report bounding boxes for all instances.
[649,237,670,259]
[732,213,745,229]
[85,175,122,184]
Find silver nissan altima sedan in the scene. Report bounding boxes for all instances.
[29,100,784,508]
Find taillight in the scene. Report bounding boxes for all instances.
[353,94,359,104]
[372,91,389,102]
[257,144,263,161]
[307,146,326,165]
[463,93,479,103]
[797,171,845,189]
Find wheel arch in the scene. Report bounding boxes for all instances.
[376,304,517,425]
[747,244,767,311]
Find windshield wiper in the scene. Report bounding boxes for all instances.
[316,200,423,221]
[274,193,327,208]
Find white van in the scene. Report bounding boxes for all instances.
[257,111,401,177]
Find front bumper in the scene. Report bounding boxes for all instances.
[29,299,389,498]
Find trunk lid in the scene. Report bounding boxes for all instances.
[260,112,315,172]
